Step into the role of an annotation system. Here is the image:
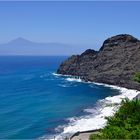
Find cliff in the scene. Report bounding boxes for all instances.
[57,34,140,90]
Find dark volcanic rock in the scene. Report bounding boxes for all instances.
[57,34,140,91]
[57,49,98,76]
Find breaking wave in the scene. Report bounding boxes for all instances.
[44,76,140,140]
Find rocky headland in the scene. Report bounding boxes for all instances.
[57,34,140,91]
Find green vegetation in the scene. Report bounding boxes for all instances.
[133,72,140,83]
[90,99,140,139]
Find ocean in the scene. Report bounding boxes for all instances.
[0,56,138,139]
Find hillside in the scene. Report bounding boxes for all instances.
[57,34,140,90]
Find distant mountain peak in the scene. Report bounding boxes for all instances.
[8,37,33,45]
[14,37,27,41]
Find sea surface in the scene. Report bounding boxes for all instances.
[0,56,121,139]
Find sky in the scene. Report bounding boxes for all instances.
[0,1,140,51]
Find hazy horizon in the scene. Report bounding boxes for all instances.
[0,37,96,56]
[0,1,140,55]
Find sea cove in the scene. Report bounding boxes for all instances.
[0,56,124,139]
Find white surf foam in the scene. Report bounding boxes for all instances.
[45,77,140,140]
[52,72,70,77]
[66,77,82,82]
[52,73,62,76]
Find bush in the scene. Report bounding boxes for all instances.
[133,72,140,83]
[90,99,140,139]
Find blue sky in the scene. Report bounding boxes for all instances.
[0,1,140,50]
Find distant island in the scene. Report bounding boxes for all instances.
[57,34,140,91]
[0,38,92,56]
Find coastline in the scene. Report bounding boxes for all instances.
[52,73,140,140]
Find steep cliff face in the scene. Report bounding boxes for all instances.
[57,49,98,76]
[57,34,140,90]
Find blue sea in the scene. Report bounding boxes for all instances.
[0,56,120,139]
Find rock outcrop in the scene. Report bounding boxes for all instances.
[57,34,140,91]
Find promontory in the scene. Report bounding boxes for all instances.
[57,34,140,91]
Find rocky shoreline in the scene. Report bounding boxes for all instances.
[57,34,140,91]
[53,74,140,140]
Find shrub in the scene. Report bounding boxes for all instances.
[90,99,140,139]
[133,72,140,83]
